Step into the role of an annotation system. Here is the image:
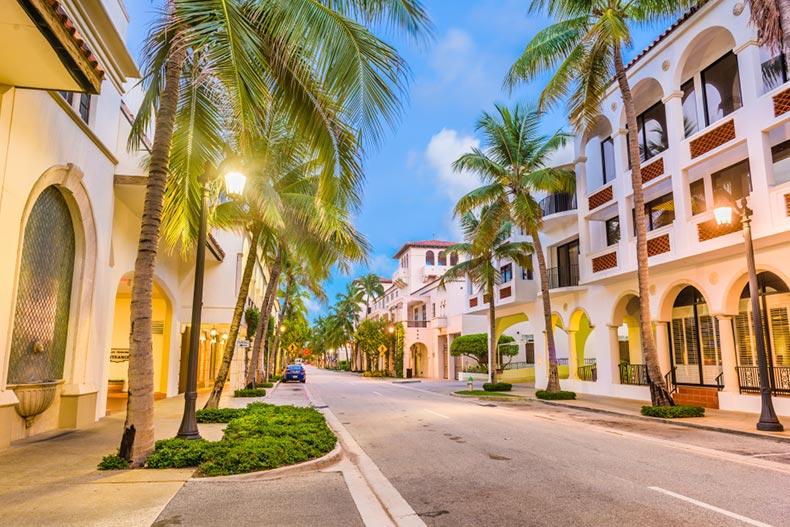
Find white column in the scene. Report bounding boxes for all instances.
[607,325,622,384]
[534,330,548,388]
[594,326,615,386]
[716,315,739,393]
[655,321,671,376]
[735,39,762,107]
[568,330,579,380]
[447,335,456,380]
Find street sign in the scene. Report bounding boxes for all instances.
[377,344,387,353]
[238,339,249,348]
[288,343,298,352]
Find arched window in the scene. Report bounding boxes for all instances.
[425,250,434,265]
[438,251,447,265]
[449,252,458,266]
[671,286,720,386]
[735,272,790,369]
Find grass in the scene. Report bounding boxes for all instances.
[455,390,518,397]
[143,403,336,477]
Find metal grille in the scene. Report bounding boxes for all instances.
[592,251,617,272]
[647,233,670,257]
[152,321,165,335]
[697,217,741,242]
[689,119,736,159]
[588,185,613,210]
[784,193,790,216]
[641,157,664,184]
[7,187,75,384]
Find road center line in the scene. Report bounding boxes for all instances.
[648,487,774,527]
[372,391,383,396]
[425,409,450,419]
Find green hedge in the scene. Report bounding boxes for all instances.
[196,407,248,423]
[641,405,705,418]
[144,403,337,477]
[234,388,266,398]
[535,390,576,400]
[483,382,512,392]
[97,454,130,470]
[455,390,517,397]
[363,371,387,378]
[256,382,274,388]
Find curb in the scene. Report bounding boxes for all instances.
[450,392,528,403]
[537,399,790,444]
[188,442,343,482]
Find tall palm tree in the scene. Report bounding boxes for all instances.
[440,209,533,383]
[453,104,574,392]
[505,0,691,406]
[356,274,385,319]
[331,283,365,369]
[748,0,790,68]
[122,0,430,464]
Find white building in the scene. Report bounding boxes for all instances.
[0,0,266,449]
[470,0,790,416]
[368,240,486,379]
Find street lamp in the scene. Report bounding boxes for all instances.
[714,197,783,431]
[177,158,247,440]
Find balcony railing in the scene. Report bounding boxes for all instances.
[556,358,569,366]
[539,192,577,217]
[406,320,427,328]
[578,364,597,382]
[619,363,649,385]
[503,361,534,370]
[735,366,790,396]
[548,263,580,289]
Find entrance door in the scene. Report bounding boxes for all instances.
[670,286,722,386]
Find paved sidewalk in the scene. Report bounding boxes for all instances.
[0,382,350,527]
[506,382,790,442]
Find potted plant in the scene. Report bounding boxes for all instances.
[107,379,125,393]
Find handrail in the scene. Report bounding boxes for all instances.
[664,367,677,395]
[539,192,577,217]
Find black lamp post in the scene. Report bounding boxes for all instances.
[388,324,395,375]
[713,198,783,432]
[176,160,246,440]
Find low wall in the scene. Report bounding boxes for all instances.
[500,368,535,383]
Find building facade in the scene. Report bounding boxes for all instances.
[0,0,265,448]
[469,0,790,416]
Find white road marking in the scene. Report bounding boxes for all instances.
[372,391,383,396]
[648,487,774,527]
[425,409,450,419]
[750,452,790,458]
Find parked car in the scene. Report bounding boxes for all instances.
[282,364,306,383]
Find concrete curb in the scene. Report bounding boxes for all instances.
[188,442,344,482]
[450,392,528,403]
[537,399,790,443]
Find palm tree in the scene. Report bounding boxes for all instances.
[356,274,385,320]
[748,0,790,69]
[440,209,533,383]
[504,0,691,406]
[331,283,365,370]
[453,104,574,392]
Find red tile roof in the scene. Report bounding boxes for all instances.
[49,0,105,80]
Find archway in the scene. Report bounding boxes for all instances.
[569,309,595,381]
[107,273,173,414]
[669,286,722,386]
[612,294,643,383]
[409,343,428,378]
[733,272,790,370]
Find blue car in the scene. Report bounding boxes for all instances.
[282,364,306,383]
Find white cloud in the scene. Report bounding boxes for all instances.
[304,297,322,316]
[425,128,480,203]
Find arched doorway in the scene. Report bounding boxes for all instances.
[569,310,596,381]
[7,187,75,386]
[409,343,428,378]
[612,294,643,384]
[669,286,722,386]
[734,272,790,371]
[107,274,173,414]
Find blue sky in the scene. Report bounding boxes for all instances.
[123,1,667,320]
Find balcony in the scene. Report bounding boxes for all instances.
[406,320,428,328]
[547,264,579,289]
[422,264,449,283]
[393,267,409,287]
[432,317,447,329]
[540,193,577,217]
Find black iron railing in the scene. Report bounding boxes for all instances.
[735,366,790,396]
[665,367,677,394]
[715,371,724,391]
[578,364,597,382]
[619,363,649,385]
[583,358,597,365]
[406,320,427,328]
[548,263,580,289]
[503,361,534,370]
[556,358,569,366]
[539,192,577,217]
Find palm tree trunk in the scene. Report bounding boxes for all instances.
[204,224,261,409]
[532,230,561,392]
[780,0,790,69]
[488,283,497,384]
[247,248,282,387]
[120,44,186,466]
[614,45,673,406]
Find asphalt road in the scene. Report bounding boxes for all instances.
[307,368,790,527]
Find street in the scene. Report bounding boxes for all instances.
[304,368,790,527]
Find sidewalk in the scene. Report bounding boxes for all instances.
[507,382,790,442]
[0,384,348,527]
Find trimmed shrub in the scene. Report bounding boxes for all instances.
[363,371,387,378]
[269,374,282,382]
[641,405,705,418]
[337,361,350,371]
[97,454,130,470]
[196,407,247,423]
[146,403,337,477]
[234,388,266,398]
[535,390,576,400]
[455,390,517,397]
[256,382,274,388]
[482,382,512,392]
